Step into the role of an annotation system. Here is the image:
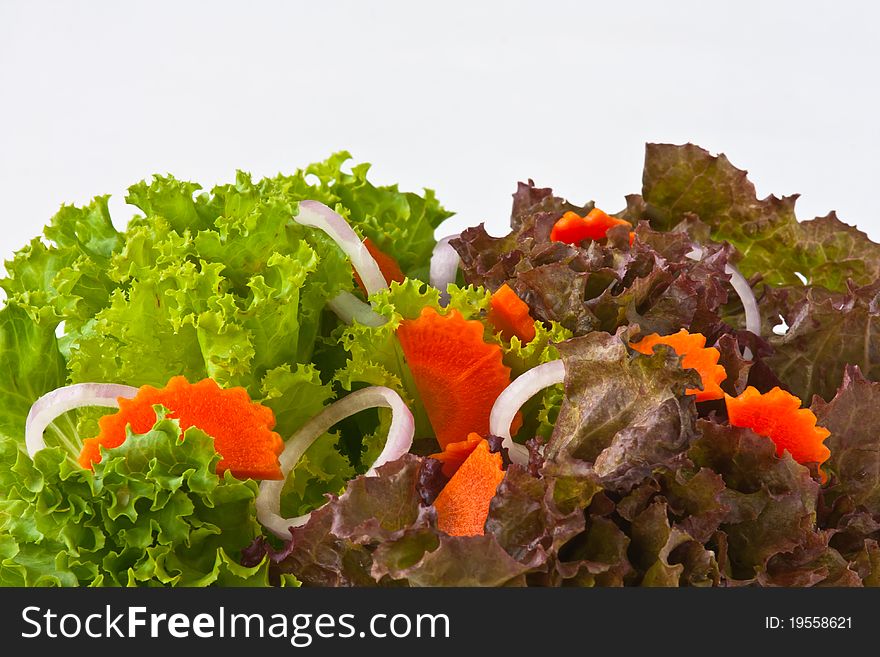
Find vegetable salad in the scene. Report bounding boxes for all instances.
[2,144,878,587]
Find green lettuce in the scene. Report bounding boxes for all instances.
[0,153,449,586]
[0,303,67,439]
[334,278,568,446]
[0,410,296,587]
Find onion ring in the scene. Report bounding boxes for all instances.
[294,200,388,296]
[256,386,414,539]
[489,360,566,466]
[429,234,461,306]
[25,383,139,457]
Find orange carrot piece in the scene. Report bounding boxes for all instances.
[78,376,285,480]
[488,284,537,343]
[396,307,516,449]
[550,208,631,245]
[354,237,406,294]
[630,330,727,402]
[725,386,831,479]
[433,438,505,536]
[430,432,483,478]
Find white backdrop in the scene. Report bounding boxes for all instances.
[1,0,878,267]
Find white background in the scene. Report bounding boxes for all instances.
[1,0,878,267]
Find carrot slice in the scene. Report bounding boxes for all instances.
[433,438,505,536]
[396,307,517,449]
[725,386,831,479]
[354,237,406,294]
[550,208,631,244]
[630,330,727,402]
[78,376,284,480]
[430,432,483,478]
[488,284,537,343]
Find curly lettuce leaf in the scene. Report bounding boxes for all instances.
[1,153,449,496]
[763,280,880,403]
[452,185,742,341]
[2,151,445,423]
[689,420,820,580]
[304,153,452,280]
[546,329,700,492]
[1,196,121,330]
[484,463,598,585]
[812,365,880,515]
[0,411,287,587]
[68,176,348,395]
[0,303,67,439]
[638,142,880,291]
[248,455,538,587]
[335,278,567,447]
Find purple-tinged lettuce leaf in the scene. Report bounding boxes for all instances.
[629,499,720,587]
[658,466,730,544]
[376,534,531,587]
[765,280,880,402]
[546,329,699,492]
[811,365,880,514]
[557,514,635,587]
[484,464,598,585]
[510,179,593,232]
[638,143,880,291]
[851,540,880,586]
[416,458,447,506]
[758,531,861,587]
[250,455,535,587]
[453,185,746,341]
[714,333,754,396]
[690,420,819,579]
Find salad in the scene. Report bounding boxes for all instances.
[1,144,878,587]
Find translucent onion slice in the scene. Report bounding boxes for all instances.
[25,383,140,457]
[327,291,387,327]
[294,200,388,296]
[489,360,566,466]
[687,246,759,359]
[256,386,414,539]
[430,234,461,306]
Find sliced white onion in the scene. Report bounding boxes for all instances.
[489,360,566,466]
[327,291,387,327]
[256,386,414,539]
[25,383,140,457]
[294,200,388,296]
[430,234,461,306]
[687,246,759,359]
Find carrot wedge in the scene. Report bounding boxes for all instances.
[433,438,505,536]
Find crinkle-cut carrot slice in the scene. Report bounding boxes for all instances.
[550,208,631,244]
[433,438,505,536]
[354,237,406,294]
[430,432,483,478]
[630,329,727,402]
[725,386,831,479]
[396,307,516,449]
[78,376,285,480]
[488,284,537,343]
